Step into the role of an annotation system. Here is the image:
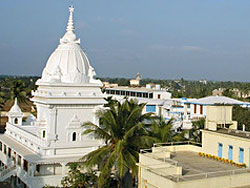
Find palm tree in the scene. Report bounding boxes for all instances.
[150,117,174,143]
[150,117,186,143]
[189,118,205,143]
[9,79,28,104]
[81,98,155,187]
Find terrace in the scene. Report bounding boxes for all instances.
[139,142,250,188]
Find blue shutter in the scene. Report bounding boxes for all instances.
[228,145,233,160]
[239,148,244,163]
[146,105,156,112]
[218,143,223,158]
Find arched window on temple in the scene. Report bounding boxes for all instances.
[14,118,18,124]
[42,130,46,138]
[72,132,77,141]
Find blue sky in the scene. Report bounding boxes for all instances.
[0,0,250,81]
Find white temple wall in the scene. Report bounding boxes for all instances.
[56,107,95,143]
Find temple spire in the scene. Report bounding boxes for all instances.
[66,5,75,32]
[14,97,18,106]
[60,5,78,44]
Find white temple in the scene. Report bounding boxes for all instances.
[0,6,105,188]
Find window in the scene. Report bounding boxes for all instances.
[239,148,244,163]
[218,143,223,158]
[228,145,233,160]
[200,105,203,114]
[42,130,46,138]
[4,145,6,154]
[137,92,142,97]
[158,94,161,99]
[18,155,21,166]
[23,160,28,172]
[146,105,156,113]
[13,152,16,162]
[72,132,77,141]
[194,104,197,114]
[8,148,11,158]
[149,93,153,98]
[187,104,190,108]
[14,118,18,124]
[0,142,2,151]
[36,164,40,173]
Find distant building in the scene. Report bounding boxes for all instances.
[212,88,250,99]
[183,95,250,120]
[138,105,250,188]
[102,82,118,88]
[129,72,141,86]
[212,88,226,96]
[199,79,207,85]
[103,85,182,126]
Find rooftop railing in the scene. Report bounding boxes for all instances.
[6,122,49,148]
[174,168,250,182]
[140,148,178,166]
[153,141,202,147]
[142,163,250,183]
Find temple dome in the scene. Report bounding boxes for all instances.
[40,6,99,84]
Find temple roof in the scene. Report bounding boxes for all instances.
[9,98,22,114]
[39,6,99,85]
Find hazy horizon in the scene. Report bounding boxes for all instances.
[1,0,250,82]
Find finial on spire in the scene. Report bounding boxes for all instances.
[14,98,18,105]
[60,5,79,44]
[66,5,75,32]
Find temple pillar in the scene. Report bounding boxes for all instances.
[47,107,57,142]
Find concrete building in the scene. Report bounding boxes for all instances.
[138,105,250,188]
[0,6,105,187]
[103,85,180,126]
[183,95,250,120]
[212,88,226,96]
[129,72,141,86]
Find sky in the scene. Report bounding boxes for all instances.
[0,0,250,82]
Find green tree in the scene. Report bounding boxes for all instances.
[222,88,234,98]
[150,118,185,143]
[81,99,155,187]
[9,79,28,104]
[189,118,205,143]
[232,105,250,131]
[61,163,97,188]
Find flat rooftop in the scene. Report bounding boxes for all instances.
[172,151,238,176]
[142,149,250,182]
[104,86,165,92]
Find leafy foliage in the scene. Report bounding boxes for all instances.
[81,98,156,187]
[61,163,97,188]
[150,117,185,143]
[232,105,250,131]
[188,118,205,143]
